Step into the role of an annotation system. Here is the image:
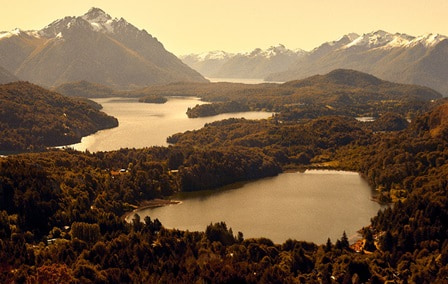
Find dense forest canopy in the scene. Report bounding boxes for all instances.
[53,81,118,98]
[0,82,118,153]
[1,70,448,282]
[1,99,448,282]
[58,70,441,121]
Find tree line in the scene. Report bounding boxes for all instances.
[1,99,448,282]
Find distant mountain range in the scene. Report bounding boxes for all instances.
[0,8,207,89]
[183,31,448,95]
[181,45,306,79]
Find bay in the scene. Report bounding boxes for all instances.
[70,97,272,152]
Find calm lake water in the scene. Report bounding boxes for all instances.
[71,96,382,244]
[133,170,383,244]
[207,77,284,84]
[70,97,272,152]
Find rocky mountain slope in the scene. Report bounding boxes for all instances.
[181,45,306,79]
[0,8,207,89]
[0,65,18,84]
[183,31,448,95]
[267,31,448,95]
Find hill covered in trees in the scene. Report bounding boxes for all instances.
[0,82,118,153]
[141,69,442,119]
[53,81,119,98]
[0,100,448,282]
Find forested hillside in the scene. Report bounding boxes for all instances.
[54,81,118,98]
[0,101,447,282]
[141,69,442,119]
[0,82,118,152]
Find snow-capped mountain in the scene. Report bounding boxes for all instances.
[181,45,307,79]
[181,51,235,77]
[267,31,448,95]
[0,8,206,89]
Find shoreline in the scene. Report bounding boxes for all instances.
[123,199,181,221]
[123,165,388,222]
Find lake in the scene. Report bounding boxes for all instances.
[69,97,273,152]
[71,96,382,245]
[132,170,383,244]
[207,77,284,84]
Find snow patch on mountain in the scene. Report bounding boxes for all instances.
[195,51,234,61]
[330,33,360,46]
[407,33,447,48]
[36,7,134,38]
[247,44,305,58]
[81,7,117,33]
[0,29,42,39]
[238,44,306,59]
[0,28,24,39]
[344,30,398,49]
[184,45,306,63]
[341,31,447,50]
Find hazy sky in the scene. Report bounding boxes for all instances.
[1,0,447,55]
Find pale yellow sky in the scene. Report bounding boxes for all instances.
[1,0,447,55]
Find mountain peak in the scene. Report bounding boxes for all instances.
[39,7,131,37]
[344,30,394,49]
[0,8,206,89]
[408,33,448,48]
[341,30,420,50]
[244,44,303,58]
[325,69,382,86]
[86,7,106,15]
[82,7,112,23]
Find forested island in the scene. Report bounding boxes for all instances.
[186,101,250,118]
[138,95,168,104]
[0,72,447,282]
[0,82,118,153]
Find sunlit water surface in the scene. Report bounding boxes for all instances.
[69,97,272,152]
[134,170,383,244]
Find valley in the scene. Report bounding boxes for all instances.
[1,5,448,283]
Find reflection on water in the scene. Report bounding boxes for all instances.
[135,170,384,244]
[69,97,272,152]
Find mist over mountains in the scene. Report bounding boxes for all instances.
[0,8,207,89]
[183,31,448,95]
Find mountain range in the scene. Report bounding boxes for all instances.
[183,31,448,95]
[181,45,306,79]
[0,8,206,89]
